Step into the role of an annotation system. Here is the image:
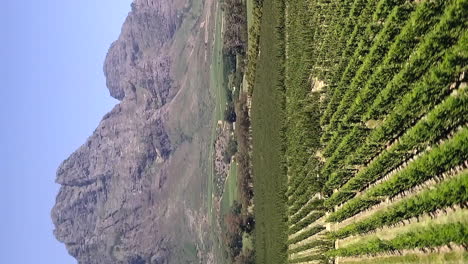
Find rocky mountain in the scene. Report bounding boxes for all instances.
[51,0,219,263]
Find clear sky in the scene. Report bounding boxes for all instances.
[0,1,131,263]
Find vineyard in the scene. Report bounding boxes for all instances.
[251,0,468,263]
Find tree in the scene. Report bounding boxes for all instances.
[224,102,237,123]
[224,138,238,163]
[223,0,248,56]
[234,249,255,264]
[225,202,244,259]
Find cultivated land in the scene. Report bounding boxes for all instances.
[249,0,468,263]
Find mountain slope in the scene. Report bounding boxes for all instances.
[51,0,220,263]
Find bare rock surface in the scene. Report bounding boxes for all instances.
[52,0,218,263]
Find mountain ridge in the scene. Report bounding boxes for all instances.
[51,0,218,263]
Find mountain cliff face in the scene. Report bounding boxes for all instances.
[52,0,218,263]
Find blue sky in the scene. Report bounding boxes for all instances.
[0,1,131,263]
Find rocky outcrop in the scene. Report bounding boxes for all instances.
[52,94,172,263]
[52,0,216,263]
[103,0,179,104]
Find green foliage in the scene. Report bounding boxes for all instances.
[289,198,324,226]
[343,0,454,125]
[322,126,368,194]
[323,29,468,195]
[283,0,325,229]
[348,31,468,168]
[330,171,468,239]
[327,128,468,222]
[326,88,468,208]
[365,0,468,121]
[245,0,264,95]
[322,2,414,150]
[287,158,323,210]
[287,225,326,246]
[320,0,457,169]
[329,223,468,257]
[289,254,328,264]
[320,0,372,128]
[321,0,464,189]
[287,239,334,255]
[288,211,325,235]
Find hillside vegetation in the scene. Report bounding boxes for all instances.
[251,0,468,263]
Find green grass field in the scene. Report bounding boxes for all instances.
[251,0,288,263]
[221,161,239,215]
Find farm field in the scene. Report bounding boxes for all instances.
[249,0,468,263]
[221,161,239,215]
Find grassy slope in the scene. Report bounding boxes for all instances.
[162,0,218,261]
[207,3,232,263]
[251,0,288,263]
[208,4,227,217]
